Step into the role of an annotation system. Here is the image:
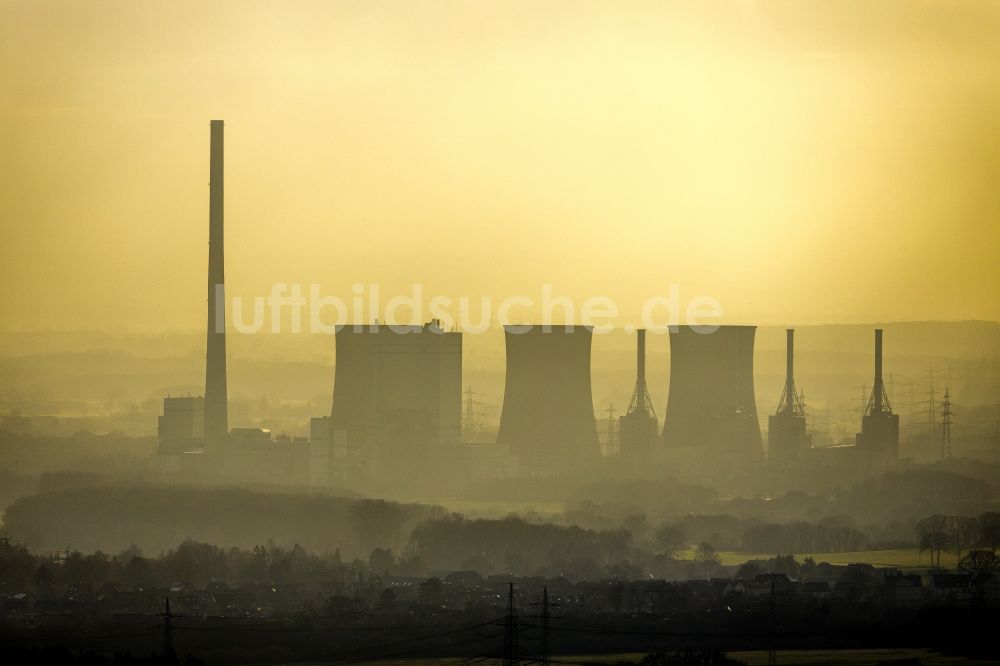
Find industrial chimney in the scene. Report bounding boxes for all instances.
[767,329,808,462]
[204,120,228,445]
[856,328,899,459]
[661,325,763,459]
[496,325,600,472]
[619,329,658,459]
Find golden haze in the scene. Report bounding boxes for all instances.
[1,0,998,330]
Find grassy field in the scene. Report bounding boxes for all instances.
[424,497,566,517]
[678,547,959,570]
[730,648,985,665]
[284,649,991,665]
[412,497,957,571]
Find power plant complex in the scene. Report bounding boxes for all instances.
[156,122,903,488]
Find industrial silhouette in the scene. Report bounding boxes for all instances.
[768,329,809,463]
[328,320,462,449]
[856,329,900,460]
[152,123,920,487]
[495,325,600,473]
[619,329,658,459]
[204,120,228,447]
[660,326,763,460]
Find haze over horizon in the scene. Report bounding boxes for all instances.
[3,0,999,331]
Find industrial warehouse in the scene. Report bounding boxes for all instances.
[154,122,904,492]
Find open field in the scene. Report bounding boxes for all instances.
[423,497,566,518]
[279,649,993,665]
[731,648,988,665]
[679,548,960,569]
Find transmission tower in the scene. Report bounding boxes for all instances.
[604,403,619,456]
[768,581,777,666]
[541,586,551,666]
[941,388,952,460]
[503,583,519,666]
[163,597,175,660]
[462,386,483,442]
[526,584,560,665]
[855,383,868,417]
[919,370,938,436]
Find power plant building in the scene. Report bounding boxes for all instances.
[329,320,463,450]
[661,325,763,459]
[496,325,600,472]
[157,396,205,454]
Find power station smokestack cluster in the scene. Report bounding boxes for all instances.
[156,122,908,484]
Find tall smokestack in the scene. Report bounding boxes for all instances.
[204,120,228,444]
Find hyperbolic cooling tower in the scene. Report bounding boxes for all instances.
[496,325,600,472]
[661,325,763,458]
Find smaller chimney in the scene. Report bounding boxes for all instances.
[775,328,801,416]
[874,328,883,386]
[869,328,888,415]
[785,329,794,386]
[624,328,656,419]
[636,329,646,387]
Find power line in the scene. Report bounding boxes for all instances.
[162,597,175,662]
[941,387,953,460]
[503,582,519,666]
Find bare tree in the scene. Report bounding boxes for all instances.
[946,515,978,560]
[654,525,686,558]
[695,541,720,564]
[916,515,951,566]
[959,549,999,585]
[959,549,999,602]
[976,512,1000,553]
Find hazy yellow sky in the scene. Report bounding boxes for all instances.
[2,0,999,330]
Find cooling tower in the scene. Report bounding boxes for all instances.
[661,325,763,458]
[496,325,600,472]
[329,321,462,448]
